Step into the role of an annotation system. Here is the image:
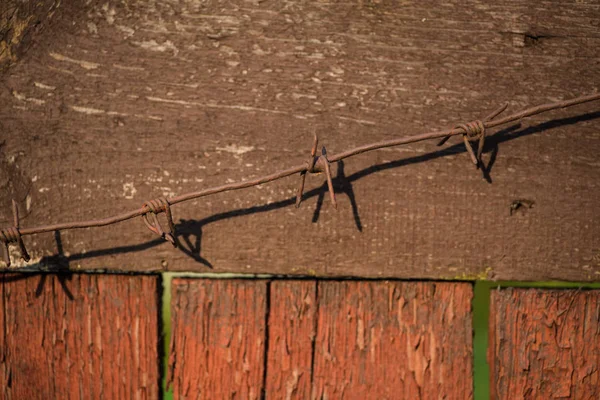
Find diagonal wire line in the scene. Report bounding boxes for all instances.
[1,92,600,266]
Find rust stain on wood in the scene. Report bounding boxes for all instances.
[169,278,267,399]
[489,288,600,399]
[311,281,473,399]
[265,280,316,399]
[0,273,160,399]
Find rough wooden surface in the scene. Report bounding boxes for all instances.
[265,280,316,399]
[489,288,600,399]
[0,273,160,399]
[312,281,473,399]
[169,279,473,399]
[1,0,599,280]
[169,278,267,399]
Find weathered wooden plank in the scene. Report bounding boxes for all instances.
[169,278,267,399]
[312,281,473,399]
[489,288,600,399]
[265,280,316,399]
[1,0,599,280]
[0,273,160,399]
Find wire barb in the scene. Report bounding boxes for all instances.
[296,134,337,209]
[0,200,31,267]
[142,197,177,247]
[438,102,509,169]
[0,93,598,267]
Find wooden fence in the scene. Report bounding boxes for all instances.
[2,0,600,398]
[1,275,599,399]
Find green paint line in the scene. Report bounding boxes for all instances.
[159,274,599,399]
[472,280,600,400]
[161,273,173,400]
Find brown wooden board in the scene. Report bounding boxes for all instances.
[169,279,473,399]
[265,280,316,399]
[0,273,160,399]
[168,278,267,399]
[312,281,473,399]
[488,288,600,399]
[1,1,600,280]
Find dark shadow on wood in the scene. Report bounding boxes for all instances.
[176,219,214,268]
[35,231,74,299]
[312,160,362,231]
[28,110,600,270]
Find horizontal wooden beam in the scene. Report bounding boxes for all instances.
[1,0,599,280]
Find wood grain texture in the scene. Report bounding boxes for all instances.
[1,0,599,280]
[312,281,473,400]
[489,288,600,399]
[265,280,316,399]
[0,273,160,400]
[169,278,267,400]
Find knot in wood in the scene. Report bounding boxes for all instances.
[141,197,177,248]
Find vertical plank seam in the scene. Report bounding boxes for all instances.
[309,280,320,399]
[261,280,272,400]
[156,274,166,400]
[1,276,8,398]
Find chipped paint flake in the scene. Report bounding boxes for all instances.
[71,106,105,115]
[34,82,56,90]
[113,63,145,71]
[12,91,45,105]
[216,145,255,155]
[123,182,137,199]
[87,22,98,34]
[133,40,179,56]
[117,25,135,38]
[49,52,101,70]
[146,96,288,115]
[101,3,116,25]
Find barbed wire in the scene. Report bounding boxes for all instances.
[2,93,600,267]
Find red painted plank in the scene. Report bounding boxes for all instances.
[0,273,160,399]
[489,288,600,399]
[265,280,317,399]
[169,279,267,399]
[311,281,473,399]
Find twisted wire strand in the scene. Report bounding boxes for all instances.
[2,93,599,266]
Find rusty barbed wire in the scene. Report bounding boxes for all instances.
[1,93,600,267]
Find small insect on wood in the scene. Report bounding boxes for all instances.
[510,199,535,216]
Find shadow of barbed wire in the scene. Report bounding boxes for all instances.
[31,110,600,270]
[312,160,362,231]
[1,231,75,298]
[35,231,74,299]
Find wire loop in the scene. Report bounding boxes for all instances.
[142,197,177,247]
[438,103,509,170]
[0,200,30,267]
